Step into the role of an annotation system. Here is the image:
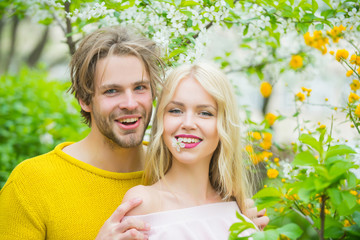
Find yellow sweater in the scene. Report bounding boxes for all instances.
[0,142,143,240]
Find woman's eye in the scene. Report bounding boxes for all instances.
[200,111,214,117]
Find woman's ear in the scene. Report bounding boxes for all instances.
[79,99,91,113]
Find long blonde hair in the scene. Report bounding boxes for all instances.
[144,62,252,212]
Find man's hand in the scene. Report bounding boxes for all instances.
[95,198,150,240]
[244,199,269,231]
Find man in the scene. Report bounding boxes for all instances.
[0,26,268,240]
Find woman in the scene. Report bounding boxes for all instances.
[122,62,257,239]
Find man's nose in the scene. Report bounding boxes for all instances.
[118,90,139,110]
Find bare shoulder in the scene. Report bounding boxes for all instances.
[122,185,160,216]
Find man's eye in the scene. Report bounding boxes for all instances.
[134,85,147,91]
[104,89,117,94]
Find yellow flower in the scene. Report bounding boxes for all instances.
[327,25,346,43]
[290,55,303,70]
[354,104,360,118]
[265,113,277,126]
[245,145,254,153]
[263,132,272,141]
[336,49,349,61]
[319,125,326,129]
[296,92,306,101]
[350,190,358,196]
[260,140,272,150]
[262,151,273,159]
[325,98,328,101]
[281,178,286,183]
[350,79,360,91]
[252,132,262,140]
[344,219,352,227]
[349,92,360,103]
[346,70,354,77]
[301,87,312,97]
[350,54,360,65]
[267,168,279,179]
[358,67,360,75]
[303,32,313,46]
[329,50,334,55]
[260,82,272,98]
[250,153,261,165]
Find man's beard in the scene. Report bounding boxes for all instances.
[93,108,150,148]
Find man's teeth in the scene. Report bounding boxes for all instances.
[177,137,200,143]
[120,117,138,123]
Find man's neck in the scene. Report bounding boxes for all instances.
[62,134,145,173]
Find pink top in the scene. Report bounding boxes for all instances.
[126,201,257,239]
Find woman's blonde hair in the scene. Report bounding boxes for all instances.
[144,62,253,212]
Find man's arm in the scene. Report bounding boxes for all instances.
[0,181,45,239]
[95,198,150,240]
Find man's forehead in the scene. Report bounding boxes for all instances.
[94,55,150,87]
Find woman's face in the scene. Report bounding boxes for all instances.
[163,77,220,166]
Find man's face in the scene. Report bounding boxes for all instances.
[84,55,153,148]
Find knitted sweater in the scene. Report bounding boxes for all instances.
[0,142,143,240]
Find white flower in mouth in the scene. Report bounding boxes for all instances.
[172,138,185,152]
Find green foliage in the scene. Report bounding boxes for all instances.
[230,128,359,239]
[0,65,89,188]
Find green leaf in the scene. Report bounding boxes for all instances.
[168,48,186,59]
[342,191,357,210]
[292,151,318,166]
[324,216,343,239]
[311,0,318,13]
[325,145,356,159]
[315,23,324,30]
[321,9,336,19]
[321,0,332,9]
[328,188,342,206]
[329,161,353,181]
[277,223,303,239]
[297,22,310,34]
[353,211,360,226]
[347,172,357,189]
[251,229,279,240]
[253,187,282,198]
[180,0,200,7]
[225,0,235,8]
[254,197,282,211]
[299,134,322,152]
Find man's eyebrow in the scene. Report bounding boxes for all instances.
[99,80,150,89]
[134,80,151,85]
[99,83,121,90]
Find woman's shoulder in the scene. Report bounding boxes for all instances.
[123,184,161,216]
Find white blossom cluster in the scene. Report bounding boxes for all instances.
[25,0,65,23]
[66,2,112,22]
[110,0,231,63]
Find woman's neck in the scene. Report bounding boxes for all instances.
[156,162,222,207]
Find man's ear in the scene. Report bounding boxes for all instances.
[79,99,91,113]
